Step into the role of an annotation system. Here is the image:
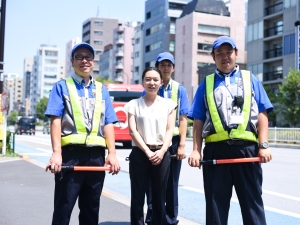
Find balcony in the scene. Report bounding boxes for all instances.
[265,47,283,59]
[265,2,283,16]
[115,50,124,57]
[264,25,283,38]
[116,38,124,45]
[264,70,283,81]
[115,63,123,70]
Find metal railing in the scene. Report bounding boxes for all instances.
[187,127,300,144]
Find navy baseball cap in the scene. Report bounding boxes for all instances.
[156,52,175,64]
[212,36,236,50]
[71,42,95,58]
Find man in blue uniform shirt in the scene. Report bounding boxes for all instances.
[45,42,120,225]
[188,36,273,225]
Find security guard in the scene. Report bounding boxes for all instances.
[188,36,273,225]
[146,52,190,225]
[45,43,120,225]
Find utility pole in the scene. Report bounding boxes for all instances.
[0,0,7,155]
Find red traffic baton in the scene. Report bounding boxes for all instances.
[48,165,111,172]
[200,157,261,165]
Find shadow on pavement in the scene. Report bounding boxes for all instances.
[99,222,130,225]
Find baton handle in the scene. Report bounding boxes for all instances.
[48,165,111,171]
[200,157,260,165]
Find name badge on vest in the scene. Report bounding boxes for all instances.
[228,115,244,125]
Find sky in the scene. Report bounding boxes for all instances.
[3,0,145,76]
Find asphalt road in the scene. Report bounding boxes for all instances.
[1,132,300,225]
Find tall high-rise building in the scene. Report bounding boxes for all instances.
[23,57,33,102]
[247,0,297,92]
[65,37,81,78]
[113,22,136,84]
[175,0,247,103]
[82,17,119,78]
[132,22,144,84]
[30,45,60,115]
[99,44,114,80]
[143,0,190,71]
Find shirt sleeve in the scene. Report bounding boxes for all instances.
[124,99,137,116]
[252,75,274,114]
[179,85,190,116]
[187,80,206,121]
[45,81,65,118]
[167,98,177,114]
[102,85,118,125]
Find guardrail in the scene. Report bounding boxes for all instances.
[187,127,300,144]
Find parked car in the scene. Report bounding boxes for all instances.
[15,116,36,135]
[43,121,50,134]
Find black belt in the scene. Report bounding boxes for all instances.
[146,144,163,150]
[216,140,256,145]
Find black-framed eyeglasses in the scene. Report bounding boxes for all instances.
[73,55,94,61]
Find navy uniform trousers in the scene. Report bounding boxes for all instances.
[203,141,267,225]
[51,145,106,225]
[146,135,182,225]
[129,146,170,225]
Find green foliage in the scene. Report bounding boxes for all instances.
[276,68,300,127]
[263,85,277,126]
[7,110,18,125]
[35,97,49,122]
[96,77,114,84]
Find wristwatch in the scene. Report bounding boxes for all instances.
[259,142,269,149]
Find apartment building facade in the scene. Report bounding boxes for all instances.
[82,17,119,78]
[65,37,82,78]
[30,45,61,115]
[247,0,297,93]
[132,23,144,84]
[3,73,23,113]
[143,0,191,70]
[99,44,114,80]
[175,0,247,103]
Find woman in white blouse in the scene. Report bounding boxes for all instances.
[125,67,177,225]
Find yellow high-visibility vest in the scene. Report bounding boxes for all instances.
[170,81,180,135]
[61,78,106,147]
[205,70,257,143]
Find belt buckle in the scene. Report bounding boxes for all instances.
[149,145,156,150]
[227,140,234,145]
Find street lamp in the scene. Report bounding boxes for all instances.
[122,71,131,84]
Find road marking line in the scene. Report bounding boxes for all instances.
[20,153,51,156]
[263,189,300,202]
[181,186,300,218]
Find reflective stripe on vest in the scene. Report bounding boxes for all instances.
[205,70,257,143]
[61,78,106,147]
[170,81,180,135]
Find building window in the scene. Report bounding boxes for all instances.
[169,41,175,52]
[94,31,103,35]
[134,51,139,58]
[170,22,176,34]
[45,50,58,56]
[135,38,140,44]
[248,21,263,42]
[284,33,295,55]
[94,21,103,26]
[198,43,213,51]
[135,66,139,73]
[94,41,102,45]
[145,41,162,52]
[146,5,163,20]
[95,51,102,55]
[247,63,263,81]
[284,0,296,8]
[198,24,230,36]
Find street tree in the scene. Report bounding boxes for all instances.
[7,110,18,125]
[263,84,277,126]
[35,97,48,122]
[276,68,300,127]
[96,77,113,84]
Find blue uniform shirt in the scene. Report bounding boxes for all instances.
[188,68,273,122]
[142,80,190,116]
[45,74,117,126]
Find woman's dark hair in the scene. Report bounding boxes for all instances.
[142,67,162,80]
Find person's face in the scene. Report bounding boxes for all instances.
[211,44,238,74]
[157,60,175,81]
[142,70,162,94]
[71,48,94,77]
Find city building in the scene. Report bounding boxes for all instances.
[143,0,191,71]
[99,44,114,80]
[175,0,247,102]
[132,22,144,84]
[65,37,81,78]
[113,22,136,84]
[82,17,119,78]
[2,73,23,113]
[247,0,297,92]
[22,57,34,115]
[30,44,60,115]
